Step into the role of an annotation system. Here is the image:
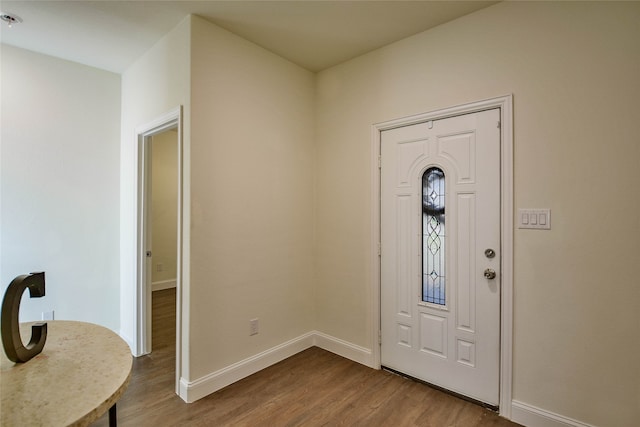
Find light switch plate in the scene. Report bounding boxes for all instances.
[518,209,551,229]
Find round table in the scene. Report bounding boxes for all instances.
[1,320,132,426]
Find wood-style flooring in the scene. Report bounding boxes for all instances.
[93,289,521,427]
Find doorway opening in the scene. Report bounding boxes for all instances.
[147,128,178,371]
[136,106,183,395]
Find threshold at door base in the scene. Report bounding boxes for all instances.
[381,365,499,412]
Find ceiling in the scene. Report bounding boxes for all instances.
[0,1,498,74]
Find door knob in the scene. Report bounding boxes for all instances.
[484,268,496,280]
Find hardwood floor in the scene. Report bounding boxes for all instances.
[93,289,521,426]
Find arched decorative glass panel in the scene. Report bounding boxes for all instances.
[422,167,446,305]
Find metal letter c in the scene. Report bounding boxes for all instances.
[1,272,47,363]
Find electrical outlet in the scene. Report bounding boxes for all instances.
[156,263,164,272]
[42,310,54,321]
[249,318,259,336]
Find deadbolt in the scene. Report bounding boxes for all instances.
[484,268,497,280]
[484,248,496,258]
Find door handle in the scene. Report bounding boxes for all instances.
[484,268,496,280]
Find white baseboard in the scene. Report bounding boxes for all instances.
[179,331,374,403]
[179,332,315,402]
[152,279,177,292]
[176,333,598,427]
[511,400,597,427]
[312,330,374,367]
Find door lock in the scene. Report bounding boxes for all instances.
[484,268,497,280]
[484,248,496,258]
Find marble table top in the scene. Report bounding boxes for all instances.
[1,320,132,426]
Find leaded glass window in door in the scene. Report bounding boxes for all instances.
[422,167,446,305]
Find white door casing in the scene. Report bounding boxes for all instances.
[381,109,501,405]
[135,106,184,397]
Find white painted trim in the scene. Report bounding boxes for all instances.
[370,124,382,370]
[180,331,374,403]
[313,331,374,367]
[498,96,514,419]
[512,400,597,427]
[370,95,514,418]
[152,279,177,292]
[134,105,184,399]
[172,327,597,427]
[181,332,315,403]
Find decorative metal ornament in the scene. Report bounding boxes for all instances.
[1,272,48,363]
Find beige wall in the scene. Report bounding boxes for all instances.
[151,130,178,284]
[5,2,638,424]
[189,16,316,379]
[0,45,121,330]
[315,2,640,426]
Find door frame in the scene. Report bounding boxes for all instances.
[135,106,184,395]
[370,95,513,417]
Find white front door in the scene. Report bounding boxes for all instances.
[381,109,501,406]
